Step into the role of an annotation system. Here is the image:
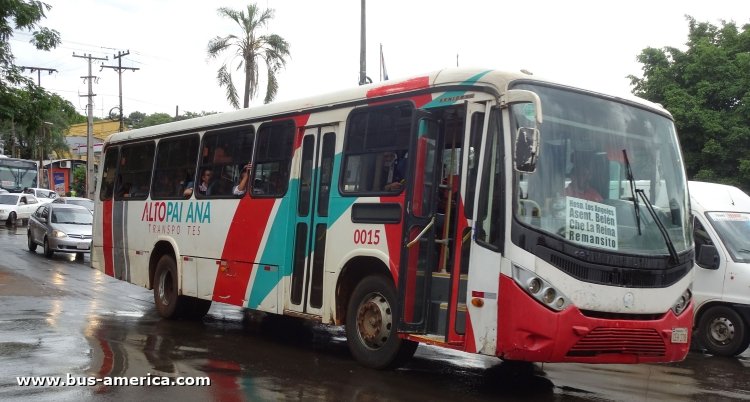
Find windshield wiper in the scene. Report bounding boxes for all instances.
[622,150,642,235]
[636,189,680,264]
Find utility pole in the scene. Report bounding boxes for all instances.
[359,0,367,85]
[101,50,139,132]
[20,66,57,187]
[73,53,108,199]
[19,66,58,85]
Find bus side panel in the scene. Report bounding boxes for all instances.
[102,199,114,276]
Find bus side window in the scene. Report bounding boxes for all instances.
[341,103,412,195]
[198,125,254,198]
[100,147,119,201]
[252,120,294,198]
[115,142,155,201]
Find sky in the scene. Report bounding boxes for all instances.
[9,0,750,118]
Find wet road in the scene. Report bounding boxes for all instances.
[0,224,748,401]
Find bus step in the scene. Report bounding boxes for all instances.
[428,301,467,335]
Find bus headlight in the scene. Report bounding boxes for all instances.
[671,288,692,316]
[512,265,570,312]
[52,229,67,238]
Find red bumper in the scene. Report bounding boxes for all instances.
[496,275,692,363]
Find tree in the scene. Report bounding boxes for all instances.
[629,17,750,192]
[207,4,291,109]
[1,1,60,106]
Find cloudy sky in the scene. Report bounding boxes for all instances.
[10,0,750,118]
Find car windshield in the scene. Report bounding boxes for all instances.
[68,199,94,210]
[706,212,750,263]
[0,194,19,205]
[51,209,93,225]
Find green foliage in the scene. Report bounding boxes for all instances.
[207,3,290,109]
[629,16,750,192]
[72,164,85,196]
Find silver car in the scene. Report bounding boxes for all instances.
[27,203,93,259]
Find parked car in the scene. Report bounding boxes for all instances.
[0,188,8,194]
[23,187,57,203]
[0,193,42,225]
[27,203,93,259]
[52,196,94,213]
[690,181,750,357]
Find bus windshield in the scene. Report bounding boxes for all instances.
[512,83,691,256]
[0,158,38,192]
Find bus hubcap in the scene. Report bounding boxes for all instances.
[356,293,392,349]
[709,317,734,344]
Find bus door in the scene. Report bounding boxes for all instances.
[398,111,442,332]
[288,126,337,316]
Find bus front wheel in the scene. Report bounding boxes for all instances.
[345,275,418,369]
[698,305,750,357]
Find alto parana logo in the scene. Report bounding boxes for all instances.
[141,201,211,224]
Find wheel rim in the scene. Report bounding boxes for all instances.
[355,291,393,350]
[709,316,735,345]
[157,270,173,307]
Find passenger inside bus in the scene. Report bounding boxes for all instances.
[231,162,252,196]
[183,168,215,197]
[381,151,406,192]
[565,153,603,202]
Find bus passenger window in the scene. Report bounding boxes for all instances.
[198,125,254,198]
[341,103,412,195]
[251,120,294,198]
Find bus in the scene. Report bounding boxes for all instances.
[0,156,38,193]
[92,68,694,369]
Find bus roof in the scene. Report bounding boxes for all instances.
[106,67,670,145]
[689,181,750,213]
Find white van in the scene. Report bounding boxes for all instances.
[690,181,750,356]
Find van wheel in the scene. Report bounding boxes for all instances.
[698,305,750,357]
[345,275,418,369]
[27,231,37,252]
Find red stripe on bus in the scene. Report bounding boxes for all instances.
[102,200,114,277]
[212,197,276,306]
[366,76,430,98]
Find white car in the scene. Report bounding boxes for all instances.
[23,188,58,203]
[0,193,42,225]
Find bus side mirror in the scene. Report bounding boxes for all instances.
[696,244,720,270]
[514,127,540,173]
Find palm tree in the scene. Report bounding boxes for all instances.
[207,4,291,109]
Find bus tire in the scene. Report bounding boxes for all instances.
[154,255,185,319]
[698,305,750,357]
[345,275,418,369]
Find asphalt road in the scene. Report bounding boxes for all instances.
[0,223,748,401]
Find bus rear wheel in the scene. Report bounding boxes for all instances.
[345,275,418,369]
[698,305,750,357]
[153,255,211,320]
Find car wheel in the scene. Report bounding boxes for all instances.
[75,253,84,262]
[698,305,750,357]
[345,275,419,369]
[27,231,37,252]
[43,237,54,258]
[6,212,16,226]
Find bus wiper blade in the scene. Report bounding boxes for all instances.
[636,189,679,264]
[622,150,642,235]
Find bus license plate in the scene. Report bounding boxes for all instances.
[671,328,688,344]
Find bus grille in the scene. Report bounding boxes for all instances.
[567,328,665,357]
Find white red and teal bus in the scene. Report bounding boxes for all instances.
[92,68,694,369]
[0,156,38,193]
